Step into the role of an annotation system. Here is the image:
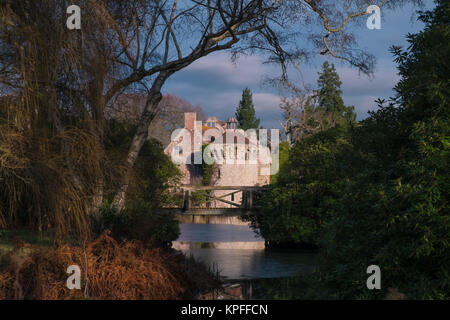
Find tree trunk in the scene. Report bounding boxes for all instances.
[88,80,107,228]
[112,72,170,211]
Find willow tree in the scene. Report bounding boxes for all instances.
[0,1,108,237]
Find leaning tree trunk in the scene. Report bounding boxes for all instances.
[112,72,170,212]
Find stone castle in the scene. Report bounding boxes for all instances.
[164,112,272,207]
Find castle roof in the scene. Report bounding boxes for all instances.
[220,131,251,145]
[206,116,219,122]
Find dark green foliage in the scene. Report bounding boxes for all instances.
[102,199,179,245]
[102,120,181,244]
[190,191,208,207]
[269,141,290,185]
[316,61,344,112]
[250,126,355,248]
[190,144,216,206]
[105,119,181,207]
[315,61,356,123]
[318,109,449,299]
[235,88,260,130]
[318,1,450,299]
[201,144,215,186]
[249,276,311,300]
[250,62,359,247]
[391,1,449,120]
[254,1,449,299]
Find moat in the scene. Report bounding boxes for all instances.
[173,222,317,280]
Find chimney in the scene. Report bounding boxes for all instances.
[184,112,196,130]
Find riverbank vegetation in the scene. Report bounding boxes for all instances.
[251,1,449,299]
[0,119,221,299]
[100,120,182,244]
[0,232,221,299]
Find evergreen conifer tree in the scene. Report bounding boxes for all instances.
[315,61,356,122]
[235,88,260,130]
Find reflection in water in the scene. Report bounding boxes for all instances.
[182,248,316,280]
[176,214,249,225]
[175,223,316,280]
[177,223,263,242]
[173,241,265,250]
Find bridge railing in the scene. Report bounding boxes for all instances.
[178,185,268,211]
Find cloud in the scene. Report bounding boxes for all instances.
[168,52,274,90]
[186,52,267,87]
[164,53,396,126]
[338,65,399,95]
[164,52,282,125]
[336,64,399,119]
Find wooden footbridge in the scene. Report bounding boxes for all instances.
[162,185,268,216]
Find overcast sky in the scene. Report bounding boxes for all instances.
[163,1,435,129]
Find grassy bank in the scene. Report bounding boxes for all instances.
[0,230,53,250]
[0,230,53,268]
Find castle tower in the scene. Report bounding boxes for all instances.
[226,116,238,130]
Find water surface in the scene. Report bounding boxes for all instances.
[174,223,316,280]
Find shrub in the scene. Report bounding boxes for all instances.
[102,200,180,245]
